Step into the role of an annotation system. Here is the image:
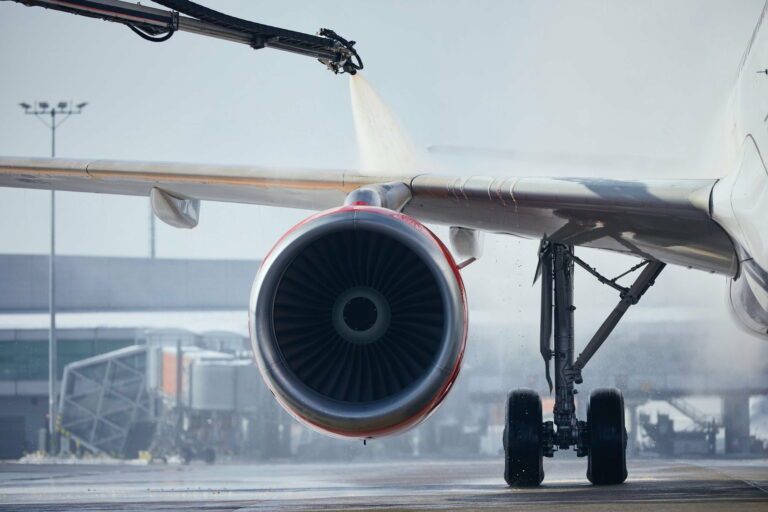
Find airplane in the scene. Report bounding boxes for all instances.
[1,0,766,487]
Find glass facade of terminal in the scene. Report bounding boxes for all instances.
[0,336,134,381]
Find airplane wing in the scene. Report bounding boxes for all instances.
[0,156,737,277]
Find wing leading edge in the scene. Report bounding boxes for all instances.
[0,157,395,211]
[0,156,737,277]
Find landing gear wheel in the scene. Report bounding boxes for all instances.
[587,388,627,485]
[504,389,544,487]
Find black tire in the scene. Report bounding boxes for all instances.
[503,389,544,487]
[587,388,628,485]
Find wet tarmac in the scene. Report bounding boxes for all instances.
[1,457,767,511]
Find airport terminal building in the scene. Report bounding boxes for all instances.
[1,254,767,461]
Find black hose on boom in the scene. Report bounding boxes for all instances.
[128,24,175,43]
[151,0,363,74]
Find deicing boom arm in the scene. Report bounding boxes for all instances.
[6,0,363,74]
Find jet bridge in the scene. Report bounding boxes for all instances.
[58,332,275,460]
[58,345,154,458]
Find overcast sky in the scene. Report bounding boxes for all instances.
[0,1,765,340]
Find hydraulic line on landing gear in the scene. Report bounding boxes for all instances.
[7,0,364,75]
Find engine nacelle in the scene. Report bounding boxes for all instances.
[249,205,467,438]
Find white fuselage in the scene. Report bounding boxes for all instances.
[711,4,768,338]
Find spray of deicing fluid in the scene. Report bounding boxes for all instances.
[349,74,424,176]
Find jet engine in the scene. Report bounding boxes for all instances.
[249,205,467,438]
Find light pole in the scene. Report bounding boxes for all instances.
[18,100,88,455]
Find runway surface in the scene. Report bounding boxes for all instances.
[1,457,767,511]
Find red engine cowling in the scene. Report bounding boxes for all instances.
[249,205,467,438]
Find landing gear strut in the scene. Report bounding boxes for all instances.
[504,242,665,486]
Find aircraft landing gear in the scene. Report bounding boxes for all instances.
[504,242,665,487]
